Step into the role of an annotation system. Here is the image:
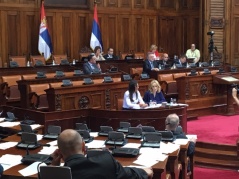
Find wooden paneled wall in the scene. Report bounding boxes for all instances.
[0,0,201,67]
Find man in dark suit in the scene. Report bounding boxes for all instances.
[165,114,196,175]
[83,54,102,74]
[173,54,187,68]
[143,52,159,75]
[158,53,171,69]
[103,47,119,60]
[51,129,153,179]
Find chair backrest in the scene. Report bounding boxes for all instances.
[173,73,186,79]
[211,70,219,75]
[10,56,27,67]
[134,52,145,59]
[79,52,91,61]
[53,55,67,65]
[130,68,143,80]
[30,84,49,96]
[22,74,37,80]
[2,75,22,86]
[158,74,174,82]
[40,166,72,179]
[31,55,45,66]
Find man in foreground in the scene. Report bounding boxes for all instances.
[51,129,153,179]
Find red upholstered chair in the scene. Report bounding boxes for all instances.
[29,84,49,110]
[158,74,178,99]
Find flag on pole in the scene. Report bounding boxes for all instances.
[90,4,103,51]
[38,2,53,60]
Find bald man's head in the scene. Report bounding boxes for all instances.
[165,114,179,131]
[57,129,84,159]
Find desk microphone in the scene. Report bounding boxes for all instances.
[21,143,51,165]
[136,120,156,128]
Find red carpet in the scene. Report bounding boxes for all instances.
[187,115,239,144]
[194,166,239,179]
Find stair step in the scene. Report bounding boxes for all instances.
[195,156,239,170]
[196,142,237,151]
[196,147,237,156]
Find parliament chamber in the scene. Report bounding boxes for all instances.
[0,0,239,179]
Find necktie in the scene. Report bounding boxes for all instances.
[150,62,154,69]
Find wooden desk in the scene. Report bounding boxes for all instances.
[17,73,122,108]
[175,74,227,116]
[1,135,169,179]
[0,60,143,80]
[1,105,187,134]
[45,79,152,111]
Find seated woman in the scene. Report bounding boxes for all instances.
[94,46,106,61]
[123,80,148,109]
[149,44,160,60]
[143,80,166,105]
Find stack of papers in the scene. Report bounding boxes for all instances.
[173,139,189,145]
[133,148,168,167]
[47,140,57,146]
[90,132,99,137]
[18,162,46,176]
[38,146,58,155]
[30,124,41,130]
[122,143,141,149]
[0,142,18,150]
[0,154,22,171]
[0,121,20,127]
[36,134,43,141]
[85,140,105,149]
[0,118,5,122]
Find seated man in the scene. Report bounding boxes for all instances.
[165,114,196,175]
[158,53,170,68]
[83,54,102,75]
[232,88,239,105]
[143,52,159,75]
[103,47,119,60]
[51,129,153,179]
[186,44,200,64]
[173,54,187,68]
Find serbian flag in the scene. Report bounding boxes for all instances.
[38,2,53,60]
[90,4,103,51]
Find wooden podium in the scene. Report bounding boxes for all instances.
[213,74,239,115]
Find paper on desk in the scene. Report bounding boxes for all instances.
[0,118,5,122]
[138,152,168,162]
[145,104,161,109]
[160,142,180,154]
[18,162,47,176]
[133,158,159,167]
[126,165,148,169]
[85,140,105,149]
[37,134,43,141]
[122,143,141,149]
[0,154,22,171]
[0,141,18,150]
[173,139,189,145]
[47,140,57,146]
[90,132,99,137]
[30,124,41,130]
[0,121,20,127]
[186,134,198,140]
[38,146,58,155]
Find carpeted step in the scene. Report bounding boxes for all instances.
[196,142,237,151]
[195,147,238,160]
[195,156,239,170]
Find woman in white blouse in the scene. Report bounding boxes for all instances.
[94,46,106,61]
[123,80,148,109]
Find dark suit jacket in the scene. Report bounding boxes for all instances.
[173,59,187,67]
[83,62,101,75]
[103,54,119,60]
[172,131,195,157]
[143,59,158,74]
[65,151,148,179]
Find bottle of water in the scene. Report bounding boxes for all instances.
[158,64,161,70]
[27,61,30,67]
[72,59,76,65]
[52,60,56,66]
[211,61,214,67]
[170,98,173,105]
